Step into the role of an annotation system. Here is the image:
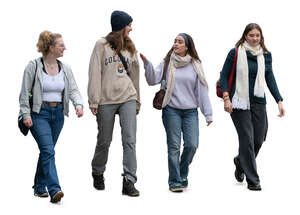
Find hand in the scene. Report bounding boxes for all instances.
[139,53,147,62]
[90,108,98,116]
[136,109,140,115]
[278,101,285,117]
[224,99,233,114]
[23,118,33,127]
[76,107,83,118]
[207,121,212,126]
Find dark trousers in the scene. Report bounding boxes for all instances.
[231,103,268,185]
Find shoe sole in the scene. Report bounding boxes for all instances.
[34,192,49,198]
[169,188,184,192]
[122,191,140,197]
[94,186,105,190]
[247,186,262,191]
[50,191,64,203]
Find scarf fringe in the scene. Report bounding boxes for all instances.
[232,97,250,110]
[254,86,265,98]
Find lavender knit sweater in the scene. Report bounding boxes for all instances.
[144,60,213,122]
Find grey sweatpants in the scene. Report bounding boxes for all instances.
[92,100,137,183]
[231,103,268,185]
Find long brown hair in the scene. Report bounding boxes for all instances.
[105,28,136,56]
[163,33,201,72]
[235,23,269,53]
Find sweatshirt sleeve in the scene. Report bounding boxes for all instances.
[88,40,103,109]
[220,48,235,93]
[143,59,164,86]
[197,80,213,122]
[264,53,283,103]
[129,53,141,110]
[19,60,36,120]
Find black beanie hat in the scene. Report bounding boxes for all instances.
[111,10,133,32]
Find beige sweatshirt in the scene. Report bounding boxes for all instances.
[88,38,140,110]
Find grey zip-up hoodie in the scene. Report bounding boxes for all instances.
[19,57,83,120]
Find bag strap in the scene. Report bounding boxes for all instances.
[228,47,238,93]
[162,62,167,82]
[30,60,38,95]
[158,59,169,90]
[106,37,129,74]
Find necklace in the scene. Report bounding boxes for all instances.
[45,62,57,69]
[44,62,58,76]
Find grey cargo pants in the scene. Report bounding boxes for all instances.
[92,100,137,183]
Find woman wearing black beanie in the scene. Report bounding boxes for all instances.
[88,10,140,197]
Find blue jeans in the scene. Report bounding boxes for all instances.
[162,105,199,187]
[30,104,64,197]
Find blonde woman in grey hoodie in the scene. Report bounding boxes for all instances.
[19,30,83,203]
[88,10,140,197]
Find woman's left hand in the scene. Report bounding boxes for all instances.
[136,109,140,115]
[76,107,83,118]
[207,121,212,126]
[278,101,285,117]
[139,53,147,62]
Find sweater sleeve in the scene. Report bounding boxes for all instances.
[19,60,36,120]
[264,53,283,103]
[220,48,235,93]
[88,40,103,109]
[65,64,84,109]
[144,59,164,86]
[197,80,213,122]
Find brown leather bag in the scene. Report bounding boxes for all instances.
[153,63,168,110]
[153,88,166,110]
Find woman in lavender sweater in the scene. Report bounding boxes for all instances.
[140,33,213,192]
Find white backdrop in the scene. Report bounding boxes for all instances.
[1,0,299,214]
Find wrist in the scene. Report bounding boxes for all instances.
[223,92,229,99]
[223,95,230,101]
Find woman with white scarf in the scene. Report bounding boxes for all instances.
[140,33,213,192]
[220,23,285,191]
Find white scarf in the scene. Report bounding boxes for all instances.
[232,41,265,110]
[162,52,208,108]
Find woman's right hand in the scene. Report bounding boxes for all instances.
[23,118,33,127]
[139,53,147,62]
[90,108,98,116]
[224,99,233,114]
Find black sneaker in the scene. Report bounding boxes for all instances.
[34,191,49,198]
[92,173,105,190]
[247,183,262,191]
[122,175,140,197]
[181,179,188,188]
[33,185,49,198]
[169,185,184,192]
[234,157,244,183]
